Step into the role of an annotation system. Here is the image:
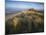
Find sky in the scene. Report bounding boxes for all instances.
[5,0,44,13]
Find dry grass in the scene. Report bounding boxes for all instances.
[6,9,44,34]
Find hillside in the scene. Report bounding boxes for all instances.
[6,9,44,34]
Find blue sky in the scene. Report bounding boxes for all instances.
[5,0,44,13]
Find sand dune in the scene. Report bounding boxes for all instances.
[6,9,44,34]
